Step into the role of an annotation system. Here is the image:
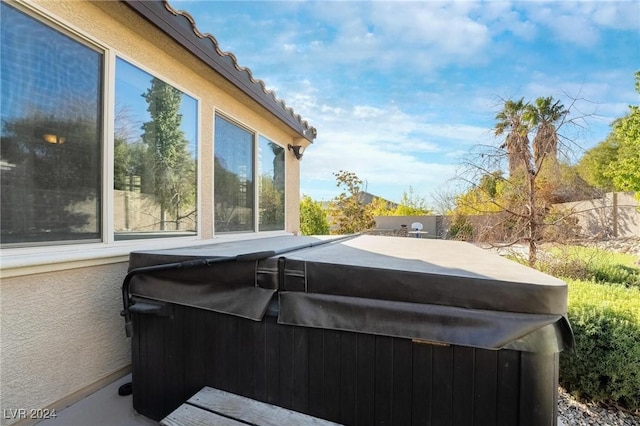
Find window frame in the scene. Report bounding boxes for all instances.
[1,1,106,248]
[110,55,201,242]
[213,111,287,234]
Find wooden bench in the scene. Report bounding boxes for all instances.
[160,386,342,426]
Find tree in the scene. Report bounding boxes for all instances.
[328,170,375,234]
[299,195,330,235]
[524,96,568,168]
[141,77,195,230]
[393,186,433,215]
[369,197,394,216]
[370,187,433,216]
[494,98,531,176]
[575,71,640,197]
[575,134,619,191]
[458,96,576,266]
[605,71,640,193]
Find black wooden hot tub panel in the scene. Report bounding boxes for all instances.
[131,304,558,425]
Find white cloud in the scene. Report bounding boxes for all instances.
[521,1,640,46]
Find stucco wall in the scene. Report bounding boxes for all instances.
[0,264,130,425]
[555,192,639,238]
[1,1,309,423]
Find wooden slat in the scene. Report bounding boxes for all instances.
[225,315,241,395]
[496,350,520,425]
[431,345,453,425]
[160,403,247,426]
[355,334,375,426]
[411,343,432,426]
[187,387,342,426]
[291,326,310,413]
[308,328,325,418]
[165,305,186,416]
[278,324,294,409]
[323,330,342,422]
[252,319,267,401]
[391,338,413,426]
[474,349,498,425]
[339,334,357,425]
[265,318,281,405]
[238,316,256,399]
[452,345,474,425]
[374,336,393,425]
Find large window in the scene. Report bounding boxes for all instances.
[214,115,285,233]
[0,4,200,248]
[114,58,198,239]
[1,3,102,246]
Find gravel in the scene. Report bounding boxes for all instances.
[558,387,640,426]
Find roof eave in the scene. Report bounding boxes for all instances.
[121,0,316,142]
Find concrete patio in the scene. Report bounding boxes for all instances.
[37,374,156,426]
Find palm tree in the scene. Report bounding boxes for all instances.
[524,96,568,169]
[494,98,532,176]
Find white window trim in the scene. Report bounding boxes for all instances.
[110,53,204,241]
[0,231,293,279]
[213,112,288,234]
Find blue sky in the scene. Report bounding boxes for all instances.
[170,0,639,205]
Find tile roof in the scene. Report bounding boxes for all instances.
[123,0,316,142]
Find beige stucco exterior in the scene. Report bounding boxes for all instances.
[0,1,310,423]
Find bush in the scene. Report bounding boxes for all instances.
[560,303,640,412]
[448,214,473,240]
[300,195,330,235]
[509,245,640,412]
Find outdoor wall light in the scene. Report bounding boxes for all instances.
[43,133,65,144]
[288,144,304,160]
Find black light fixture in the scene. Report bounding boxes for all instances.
[287,144,304,160]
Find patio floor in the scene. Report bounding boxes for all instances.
[37,374,157,426]
[35,373,567,426]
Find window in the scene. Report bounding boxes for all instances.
[114,58,198,240]
[1,2,102,246]
[214,115,254,232]
[213,115,286,233]
[258,136,285,231]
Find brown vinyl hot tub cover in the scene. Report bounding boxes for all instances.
[126,234,573,353]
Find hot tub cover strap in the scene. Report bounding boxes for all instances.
[277,291,572,353]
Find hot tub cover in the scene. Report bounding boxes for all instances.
[125,234,573,353]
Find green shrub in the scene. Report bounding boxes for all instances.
[560,304,640,412]
[507,245,640,411]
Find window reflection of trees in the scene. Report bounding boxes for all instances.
[1,114,101,243]
[114,60,197,238]
[0,3,102,245]
[214,116,254,233]
[259,139,285,231]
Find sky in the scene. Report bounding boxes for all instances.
[170,0,640,206]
